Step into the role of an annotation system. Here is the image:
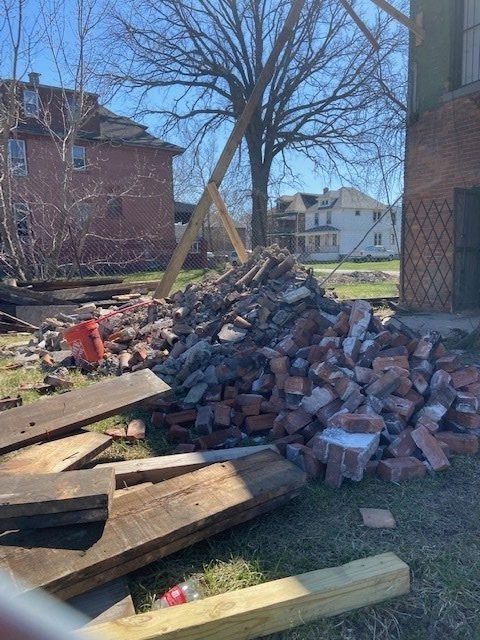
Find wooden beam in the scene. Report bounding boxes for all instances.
[0,431,112,475]
[67,578,135,628]
[0,369,170,454]
[339,0,380,51]
[0,450,306,599]
[153,0,307,299]
[82,553,409,640]
[97,445,278,488]
[206,182,248,263]
[369,0,425,42]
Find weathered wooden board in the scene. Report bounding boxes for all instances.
[19,277,123,291]
[0,506,109,530]
[81,553,409,640]
[67,578,135,627]
[0,431,112,475]
[0,451,306,599]
[98,445,278,488]
[48,281,157,303]
[0,370,170,454]
[0,468,115,520]
[0,282,64,305]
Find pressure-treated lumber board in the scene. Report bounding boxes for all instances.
[67,578,135,627]
[0,451,305,599]
[98,445,278,488]
[154,0,306,299]
[0,370,170,454]
[82,553,409,640]
[206,182,248,263]
[0,431,112,475]
[0,468,115,521]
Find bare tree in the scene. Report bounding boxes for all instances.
[107,0,407,247]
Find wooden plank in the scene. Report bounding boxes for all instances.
[153,0,306,299]
[115,482,153,497]
[339,0,380,50]
[369,0,425,42]
[48,281,158,302]
[0,282,64,305]
[0,451,306,599]
[206,182,248,263]
[82,553,409,640]
[0,309,38,330]
[0,369,170,454]
[0,431,112,475]
[98,445,278,488]
[0,468,115,518]
[19,277,123,291]
[0,506,109,530]
[67,578,135,627]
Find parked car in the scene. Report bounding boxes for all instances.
[354,245,398,261]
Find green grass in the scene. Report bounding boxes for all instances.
[332,281,399,300]
[308,260,400,272]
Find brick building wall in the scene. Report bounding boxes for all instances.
[403,91,480,310]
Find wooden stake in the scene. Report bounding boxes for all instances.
[206,182,248,263]
[369,0,425,43]
[82,553,410,640]
[154,0,307,299]
[339,0,380,51]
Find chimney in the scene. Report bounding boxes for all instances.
[323,187,329,194]
[28,72,40,87]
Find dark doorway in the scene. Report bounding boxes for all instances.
[454,187,480,310]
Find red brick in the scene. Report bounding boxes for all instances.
[430,369,452,389]
[455,392,479,413]
[290,357,309,377]
[450,367,480,390]
[105,425,127,439]
[307,345,324,364]
[168,424,190,444]
[244,413,276,433]
[435,431,479,455]
[165,409,197,426]
[365,369,401,399]
[412,371,429,395]
[172,443,197,454]
[377,457,427,482]
[348,300,372,339]
[284,376,311,396]
[236,393,264,416]
[223,386,238,401]
[276,335,298,356]
[413,337,433,359]
[214,403,231,427]
[274,373,288,390]
[354,366,377,385]
[285,408,313,434]
[309,361,343,384]
[383,395,416,420]
[405,388,426,410]
[436,354,460,372]
[252,373,275,394]
[372,355,410,373]
[286,443,325,478]
[328,412,385,433]
[195,426,242,450]
[395,376,413,397]
[270,356,290,374]
[416,416,439,432]
[446,409,480,428]
[324,443,345,488]
[411,425,450,471]
[387,427,417,457]
[273,433,305,455]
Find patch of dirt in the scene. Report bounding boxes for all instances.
[329,270,397,284]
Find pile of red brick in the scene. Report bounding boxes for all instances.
[144,260,480,487]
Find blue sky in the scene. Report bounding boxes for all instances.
[6,0,406,205]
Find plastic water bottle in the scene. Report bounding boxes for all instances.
[152,578,204,609]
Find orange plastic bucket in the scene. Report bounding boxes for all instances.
[64,319,105,363]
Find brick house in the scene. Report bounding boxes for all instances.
[403,1,480,310]
[2,73,183,275]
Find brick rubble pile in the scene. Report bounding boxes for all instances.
[31,247,480,486]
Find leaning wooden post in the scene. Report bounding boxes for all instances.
[206,182,248,264]
[368,0,425,43]
[154,0,307,299]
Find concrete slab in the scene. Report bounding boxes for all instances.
[388,310,480,339]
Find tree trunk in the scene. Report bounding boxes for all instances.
[250,164,268,249]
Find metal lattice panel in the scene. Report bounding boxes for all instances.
[401,199,454,310]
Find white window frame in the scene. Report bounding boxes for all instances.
[332,233,338,246]
[23,89,39,117]
[326,211,332,224]
[314,212,319,226]
[374,232,382,246]
[72,145,86,170]
[8,139,27,176]
[373,211,382,222]
[13,202,30,239]
[462,0,480,85]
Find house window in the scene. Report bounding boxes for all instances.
[373,211,382,222]
[326,211,332,224]
[314,212,319,226]
[67,94,81,122]
[23,90,39,117]
[107,197,122,218]
[314,235,321,250]
[74,202,92,227]
[72,145,86,170]
[355,210,360,216]
[390,233,396,246]
[374,232,382,246]
[13,202,30,239]
[191,240,201,253]
[462,0,480,85]
[8,139,27,176]
[332,233,338,246]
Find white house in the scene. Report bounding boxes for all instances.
[268,187,401,262]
